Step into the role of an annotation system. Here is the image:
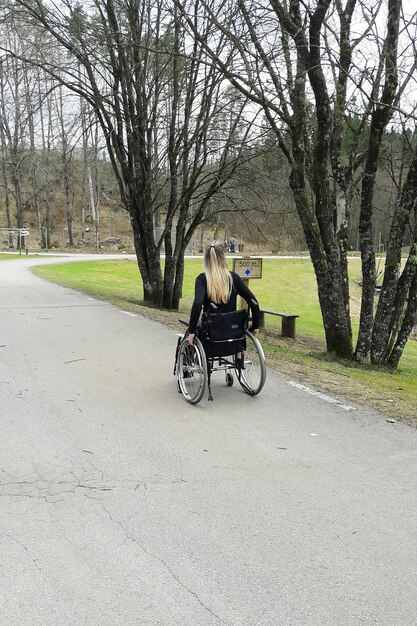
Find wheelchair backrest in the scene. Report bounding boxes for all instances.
[204,309,247,343]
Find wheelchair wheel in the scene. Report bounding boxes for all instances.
[236,331,266,396]
[225,372,234,387]
[177,336,207,404]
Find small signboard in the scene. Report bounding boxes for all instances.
[0,228,29,236]
[232,257,263,279]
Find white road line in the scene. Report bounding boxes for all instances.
[287,381,356,411]
[121,311,137,317]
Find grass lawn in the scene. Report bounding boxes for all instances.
[0,253,35,260]
[33,256,417,422]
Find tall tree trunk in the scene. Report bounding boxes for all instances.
[355,0,401,363]
[24,63,43,250]
[130,207,163,306]
[43,87,53,250]
[63,168,74,246]
[162,232,175,309]
[0,71,13,246]
[57,86,74,246]
[388,264,417,368]
[43,193,51,249]
[290,175,353,357]
[80,98,88,239]
[371,154,417,363]
[172,243,188,311]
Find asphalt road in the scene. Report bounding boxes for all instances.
[1,256,416,626]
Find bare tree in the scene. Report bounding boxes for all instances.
[55,84,77,246]
[0,61,14,246]
[0,23,62,249]
[23,60,44,246]
[3,0,258,309]
[176,0,417,365]
[37,76,57,249]
[0,44,26,238]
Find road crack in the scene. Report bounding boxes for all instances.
[95,500,228,625]
[0,533,41,568]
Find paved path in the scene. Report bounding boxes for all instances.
[0,257,416,626]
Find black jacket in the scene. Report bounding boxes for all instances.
[188,271,261,333]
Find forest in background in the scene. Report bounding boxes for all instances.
[0,96,414,256]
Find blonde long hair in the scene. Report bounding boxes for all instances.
[204,243,233,303]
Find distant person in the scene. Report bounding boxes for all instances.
[229,237,236,253]
[187,243,260,346]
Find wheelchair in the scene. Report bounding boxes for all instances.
[174,309,266,404]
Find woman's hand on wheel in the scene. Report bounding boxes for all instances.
[251,328,259,337]
[188,333,195,346]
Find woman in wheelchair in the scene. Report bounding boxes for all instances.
[175,243,266,404]
[187,243,260,346]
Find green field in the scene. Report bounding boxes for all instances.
[32,257,417,420]
[0,253,33,260]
